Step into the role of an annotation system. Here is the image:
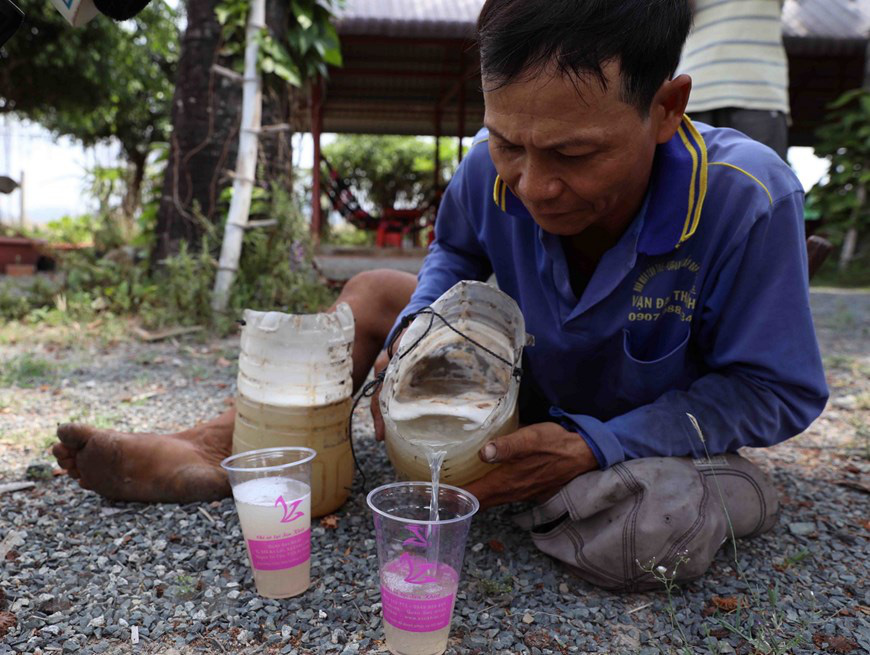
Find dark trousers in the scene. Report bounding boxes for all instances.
[690,108,789,160]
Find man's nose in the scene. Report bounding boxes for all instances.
[515,158,562,203]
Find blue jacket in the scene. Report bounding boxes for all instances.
[391,117,828,467]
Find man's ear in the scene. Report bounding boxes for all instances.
[651,74,692,144]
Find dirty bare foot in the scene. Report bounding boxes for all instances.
[51,410,235,503]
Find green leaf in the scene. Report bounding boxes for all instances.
[274,61,302,86]
[322,47,343,67]
[215,5,231,25]
[828,88,865,110]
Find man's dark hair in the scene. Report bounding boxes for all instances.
[477,0,692,114]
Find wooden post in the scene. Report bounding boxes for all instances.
[457,52,466,164]
[434,109,442,192]
[211,0,265,312]
[311,78,324,243]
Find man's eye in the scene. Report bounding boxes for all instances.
[497,144,522,152]
[557,151,592,160]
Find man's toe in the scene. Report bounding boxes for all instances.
[57,423,97,449]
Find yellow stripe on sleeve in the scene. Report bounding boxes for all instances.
[709,162,773,205]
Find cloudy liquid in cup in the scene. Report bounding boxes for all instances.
[380,555,459,655]
[232,477,312,598]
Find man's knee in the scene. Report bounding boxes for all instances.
[342,270,416,309]
[340,269,417,340]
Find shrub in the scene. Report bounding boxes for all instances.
[1,185,335,332]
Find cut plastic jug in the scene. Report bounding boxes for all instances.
[380,281,530,486]
[233,304,355,517]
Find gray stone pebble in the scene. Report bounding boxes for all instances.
[1,293,869,653]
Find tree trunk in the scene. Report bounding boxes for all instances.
[121,149,147,238]
[152,0,293,264]
[152,0,239,263]
[259,0,295,188]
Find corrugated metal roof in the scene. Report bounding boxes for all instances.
[336,0,870,45]
[335,0,480,39]
[321,0,869,142]
[783,0,870,40]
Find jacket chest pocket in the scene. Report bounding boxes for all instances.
[595,327,692,412]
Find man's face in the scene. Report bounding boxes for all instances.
[484,62,660,238]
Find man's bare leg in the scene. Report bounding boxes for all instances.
[52,269,417,503]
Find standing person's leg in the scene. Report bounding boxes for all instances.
[728,109,789,160]
[51,269,417,503]
[711,108,789,160]
[687,108,789,160]
[514,453,779,591]
[686,109,715,126]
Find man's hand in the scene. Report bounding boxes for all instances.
[371,327,408,442]
[464,422,598,509]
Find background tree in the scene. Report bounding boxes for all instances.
[809,88,870,273]
[323,135,458,213]
[152,0,342,263]
[0,1,180,222]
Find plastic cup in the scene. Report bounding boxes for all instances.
[221,447,316,598]
[367,482,479,655]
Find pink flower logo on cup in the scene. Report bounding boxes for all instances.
[274,496,305,523]
[400,552,438,584]
[402,524,429,548]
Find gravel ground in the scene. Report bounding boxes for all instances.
[0,288,868,655]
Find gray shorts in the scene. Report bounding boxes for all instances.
[514,453,779,591]
[690,108,788,160]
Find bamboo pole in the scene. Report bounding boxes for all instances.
[211,0,266,312]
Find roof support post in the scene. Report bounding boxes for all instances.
[865,38,870,89]
[311,77,324,243]
[434,108,442,192]
[457,51,466,164]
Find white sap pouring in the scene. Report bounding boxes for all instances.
[380,281,531,486]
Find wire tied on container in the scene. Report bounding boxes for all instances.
[346,305,524,494]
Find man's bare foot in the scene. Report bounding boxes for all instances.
[51,410,235,503]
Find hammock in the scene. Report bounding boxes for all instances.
[320,156,439,246]
[321,157,381,231]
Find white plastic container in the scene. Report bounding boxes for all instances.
[233,305,355,517]
[380,282,530,486]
